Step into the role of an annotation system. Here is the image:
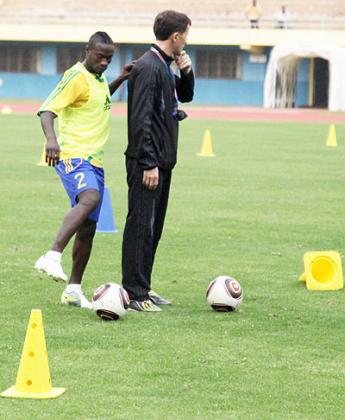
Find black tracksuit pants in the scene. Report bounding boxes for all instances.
[122,157,172,301]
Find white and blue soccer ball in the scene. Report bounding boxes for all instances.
[92,283,130,321]
[206,275,243,312]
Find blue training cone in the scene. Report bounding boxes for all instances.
[96,187,118,233]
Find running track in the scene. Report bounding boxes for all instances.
[1,101,345,123]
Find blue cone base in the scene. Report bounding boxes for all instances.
[96,187,118,233]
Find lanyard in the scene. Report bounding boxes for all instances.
[150,47,178,108]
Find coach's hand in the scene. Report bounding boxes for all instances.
[175,51,192,75]
[46,137,60,167]
[143,167,159,190]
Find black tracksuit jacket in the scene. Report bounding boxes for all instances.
[125,44,195,170]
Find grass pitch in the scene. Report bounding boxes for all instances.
[1,113,345,419]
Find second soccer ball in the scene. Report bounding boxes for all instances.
[206,275,243,312]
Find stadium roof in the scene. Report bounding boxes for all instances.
[1,24,345,47]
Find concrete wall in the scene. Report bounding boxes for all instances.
[191,47,268,105]
[0,42,310,107]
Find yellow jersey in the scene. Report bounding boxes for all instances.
[245,4,262,19]
[39,62,112,167]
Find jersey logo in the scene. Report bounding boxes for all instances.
[95,74,104,83]
[103,95,111,111]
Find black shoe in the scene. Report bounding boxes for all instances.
[128,299,162,312]
[148,290,172,305]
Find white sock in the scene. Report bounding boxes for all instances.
[45,250,62,262]
[66,284,81,293]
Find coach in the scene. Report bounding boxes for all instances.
[122,10,195,311]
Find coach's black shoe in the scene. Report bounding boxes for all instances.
[148,290,172,305]
[128,299,162,312]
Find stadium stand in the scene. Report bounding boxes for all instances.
[0,0,344,29]
[0,0,344,109]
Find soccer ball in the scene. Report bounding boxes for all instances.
[92,283,130,321]
[206,275,243,312]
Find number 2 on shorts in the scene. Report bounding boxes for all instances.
[74,172,87,190]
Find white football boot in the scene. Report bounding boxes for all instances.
[35,252,68,282]
[61,289,92,309]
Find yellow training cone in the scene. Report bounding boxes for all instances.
[299,272,306,282]
[37,142,48,166]
[1,309,65,399]
[1,105,12,115]
[326,124,337,147]
[299,251,343,291]
[197,129,215,157]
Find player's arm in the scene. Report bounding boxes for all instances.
[38,71,89,166]
[108,62,136,95]
[40,111,60,167]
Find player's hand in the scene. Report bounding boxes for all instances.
[175,51,192,75]
[121,61,136,80]
[143,167,159,190]
[45,137,60,167]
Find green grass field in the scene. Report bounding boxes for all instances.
[1,113,345,419]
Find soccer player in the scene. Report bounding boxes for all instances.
[122,11,194,311]
[245,0,262,29]
[35,32,133,308]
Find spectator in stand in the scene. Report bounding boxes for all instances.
[245,0,262,29]
[276,5,290,29]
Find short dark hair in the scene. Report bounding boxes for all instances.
[153,10,191,41]
[88,31,114,48]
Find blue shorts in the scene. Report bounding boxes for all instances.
[55,158,104,222]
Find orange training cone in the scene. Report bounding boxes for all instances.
[1,309,65,399]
